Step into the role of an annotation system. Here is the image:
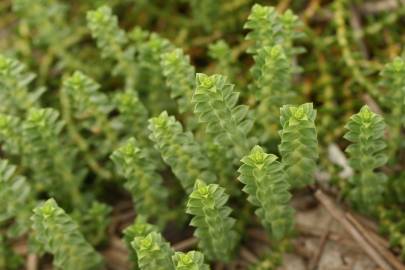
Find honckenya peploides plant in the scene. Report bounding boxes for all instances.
[0,1,404,269]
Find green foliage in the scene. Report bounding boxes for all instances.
[244,4,280,55]
[239,146,294,240]
[113,89,149,141]
[193,73,254,159]
[0,54,43,115]
[379,56,405,157]
[59,72,114,180]
[0,159,33,237]
[74,201,112,246]
[379,207,405,260]
[12,0,70,45]
[62,71,112,127]
[111,137,169,223]
[87,5,135,88]
[333,0,379,98]
[172,251,210,270]
[279,103,319,189]
[161,48,195,114]
[22,108,83,208]
[112,89,163,166]
[244,4,303,142]
[344,105,387,214]
[61,70,116,155]
[130,29,175,114]
[249,252,282,270]
[0,113,23,155]
[148,111,216,193]
[187,0,251,34]
[244,4,303,57]
[112,89,163,164]
[31,198,104,270]
[0,235,23,270]
[250,45,292,102]
[189,0,219,32]
[251,45,294,141]
[123,216,158,269]
[186,180,238,262]
[1,0,405,268]
[87,6,127,60]
[208,40,237,82]
[131,231,174,270]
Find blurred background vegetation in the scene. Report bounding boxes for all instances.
[0,0,404,269]
[1,0,404,143]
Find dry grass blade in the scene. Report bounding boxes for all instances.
[240,247,258,264]
[308,217,332,270]
[26,254,38,270]
[346,213,405,270]
[315,190,393,270]
[173,237,198,251]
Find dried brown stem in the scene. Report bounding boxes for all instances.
[346,213,405,270]
[102,248,130,270]
[362,94,383,115]
[173,237,198,251]
[315,190,393,270]
[240,247,258,264]
[247,228,269,244]
[26,254,38,270]
[358,0,405,14]
[308,218,332,270]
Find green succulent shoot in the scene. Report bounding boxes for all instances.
[131,231,174,270]
[186,180,238,262]
[31,199,104,270]
[172,251,210,270]
[239,145,294,240]
[279,103,319,189]
[344,105,387,214]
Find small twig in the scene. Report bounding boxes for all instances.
[296,222,360,249]
[366,224,391,250]
[231,40,251,61]
[315,190,393,270]
[346,213,405,270]
[369,228,392,250]
[110,236,128,253]
[59,89,113,180]
[358,0,405,14]
[109,210,135,235]
[308,218,332,270]
[173,237,198,251]
[310,8,334,22]
[350,211,380,233]
[296,223,339,240]
[335,0,380,98]
[113,211,136,225]
[301,0,321,23]
[362,94,384,115]
[102,248,130,270]
[190,31,222,47]
[12,237,28,255]
[240,247,258,264]
[26,254,38,270]
[247,228,269,244]
[215,262,225,270]
[292,238,313,259]
[276,0,291,13]
[113,200,133,214]
[349,6,369,59]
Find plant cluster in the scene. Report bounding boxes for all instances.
[0,0,404,269]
